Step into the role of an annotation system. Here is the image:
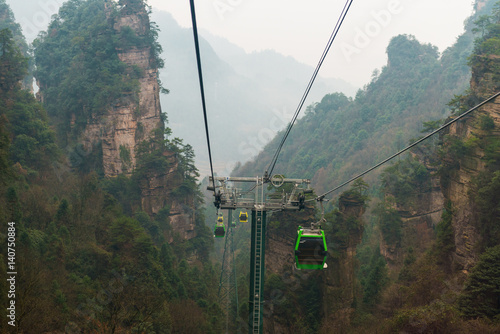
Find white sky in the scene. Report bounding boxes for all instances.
[148,0,475,87]
[7,0,475,87]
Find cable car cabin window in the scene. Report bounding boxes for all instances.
[295,235,327,269]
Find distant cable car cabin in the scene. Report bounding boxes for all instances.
[239,211,248,223]
[294,226,327,270]
[214,214,225,238]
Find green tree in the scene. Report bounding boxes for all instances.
[314,92,351,114]
[374,201,402,247]
[33,0,141,139]
[0,0,31,87]
[468,1,500,92]
[362,246,388,307]
[0,28,58,172]
[55,199,70,226]
[458,245,500,319]
[433,201,455,263]
[0,28,27,93]
[398,247,416,282]
[343,178,370,203]
[0,117,11,185]
[6,186,21,222]
[381,157,430,205]
[474,170,500,248]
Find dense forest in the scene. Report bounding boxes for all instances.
[1,0,500,333]
[0,0,223,332]
[230,0,500,332]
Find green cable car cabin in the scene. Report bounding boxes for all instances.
[214,215,225,238]
[294,227,327,270]
[239,211,248,223]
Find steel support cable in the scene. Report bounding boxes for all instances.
[312,91,500,202]
[266,0,354,178]
[189,0,216,193]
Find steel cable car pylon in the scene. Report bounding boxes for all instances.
[249,179,266,334]
[218,210,239,334]
[210,175,312,334]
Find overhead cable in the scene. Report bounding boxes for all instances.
[266,0,355,178]
[189,0,216,192]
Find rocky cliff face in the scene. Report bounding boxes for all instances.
[379,101,498,275]
[377,47,499,274]
[441,91,500,272]
[441,122,483,272]
[263,208,315,334]
[265,209,315,276]
[79,1,195,237]
[320,194,365,332]
[81,2,162,177]
[381,162,445,271]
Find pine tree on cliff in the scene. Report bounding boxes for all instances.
[0,28,58,173]
[458,245,500,319]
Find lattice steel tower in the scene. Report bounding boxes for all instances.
[218,210,239,334]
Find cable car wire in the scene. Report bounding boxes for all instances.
[312,91,500,202]
[266,0,355,178]
[189,0,216,193]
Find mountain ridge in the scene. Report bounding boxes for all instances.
[152,10,356,174]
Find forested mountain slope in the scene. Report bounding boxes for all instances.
[232,1,493,194]
[0,0,499,332]
[0,0,222,332]
[151,10,355,173]
[233,28,473,192]
[229,0,500,333]
[363,1,500,332]
[0,0,31,89]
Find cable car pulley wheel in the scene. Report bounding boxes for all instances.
[271,174,285,188]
